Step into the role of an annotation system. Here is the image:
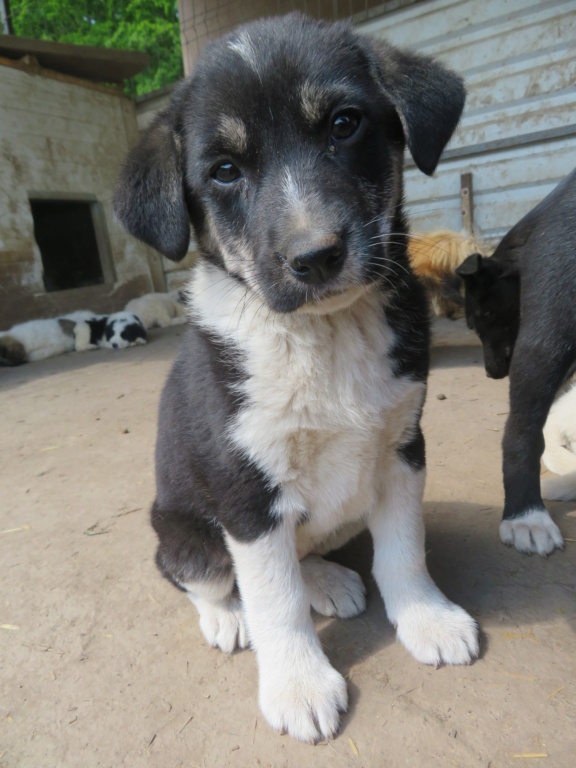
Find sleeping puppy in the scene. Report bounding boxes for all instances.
[0,317,77,363]
[124,291,187,330]
[74,312,147,351]
[102,312,147,349]
[114,13,478,742]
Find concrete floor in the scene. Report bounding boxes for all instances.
[1,319,574,767]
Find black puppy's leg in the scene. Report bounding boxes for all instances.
[152,503,247,652]
[500,345,567,555]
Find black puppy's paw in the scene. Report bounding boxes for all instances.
[500,509,564,556]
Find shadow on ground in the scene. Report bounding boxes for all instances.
[317,497,575,723]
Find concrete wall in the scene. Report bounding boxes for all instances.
[135,82,177,132]
[0,59,166,330]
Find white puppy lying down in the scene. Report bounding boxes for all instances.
[0,317,78,363]
[541,384,576,500]
[124,291,186,330]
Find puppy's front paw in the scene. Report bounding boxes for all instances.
[301,555,366,618]
[189,594,248,654]
[259,652,347,743]
[396,598,479,667]
[500,510,564,556]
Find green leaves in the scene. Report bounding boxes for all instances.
[9,0,184,97]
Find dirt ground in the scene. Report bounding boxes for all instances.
[1,318,575,768]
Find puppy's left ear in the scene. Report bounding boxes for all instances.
[366,39,466,176]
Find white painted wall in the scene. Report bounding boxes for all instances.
[359,0,576,242]
[135,83,177,132]
[0,63,162,326]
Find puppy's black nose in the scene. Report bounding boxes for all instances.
[285,233,345,285]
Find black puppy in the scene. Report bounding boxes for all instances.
[456,168,576,556]
[115,13,477,742]
[456,254,519,379]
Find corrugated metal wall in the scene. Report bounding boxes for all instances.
[359,0,576,243]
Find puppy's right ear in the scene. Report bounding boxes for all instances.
[364,39,466,176]
[455,252,482,278]
[457,253,519,283]
[114,107,190,261]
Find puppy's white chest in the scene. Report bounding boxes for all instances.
[190,264,425,531]
[233,313,391,477]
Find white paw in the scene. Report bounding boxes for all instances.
[396,597,479,667]
[301,555,366,618]
[259,650,347,743]
[188,594,248,653]
[500,509,564,556]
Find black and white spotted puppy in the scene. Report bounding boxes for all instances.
[102,312,147,349]
[114,13,478,743]
[75,311,147,351]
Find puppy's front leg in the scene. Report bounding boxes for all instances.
[499,344,565,555]
[225,519,347,743]
[370,442,479,667]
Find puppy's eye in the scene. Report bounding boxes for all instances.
[213,162,241,184]
[331,111,362,141]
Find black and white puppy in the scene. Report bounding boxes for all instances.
[102,311,147,349]
[75,311,147,351]
[114,14,478,743]
[456,168,576,556]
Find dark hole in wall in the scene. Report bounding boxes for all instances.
[29,199,105,292]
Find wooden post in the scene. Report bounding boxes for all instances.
[460,172,474,234]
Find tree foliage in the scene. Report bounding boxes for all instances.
[9,0,184,97]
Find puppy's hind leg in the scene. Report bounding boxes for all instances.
[152,503,248,653]
[184,581,248,655]
[300,555,366,618]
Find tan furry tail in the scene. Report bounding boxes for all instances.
[407,229,488,319]
[408,229,487,278]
